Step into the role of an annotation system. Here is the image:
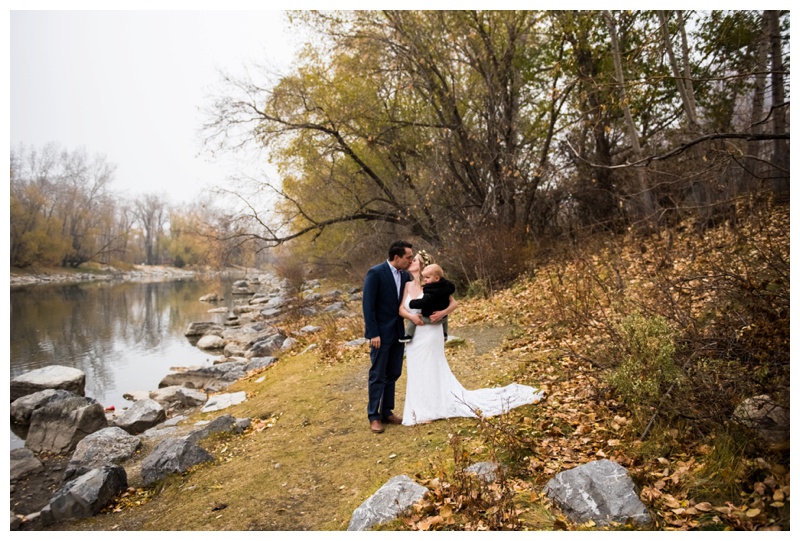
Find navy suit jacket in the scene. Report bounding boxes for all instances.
[362,261,410,342]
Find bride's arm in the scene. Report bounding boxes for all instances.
[429,295,458,323]
[399,283,424,325]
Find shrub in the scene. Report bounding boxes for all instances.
[607,312,682,418]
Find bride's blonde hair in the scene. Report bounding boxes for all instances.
[415,250,433,285]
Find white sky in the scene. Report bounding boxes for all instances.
[9,7,301,205]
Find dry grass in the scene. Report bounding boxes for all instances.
[66,320,543,531]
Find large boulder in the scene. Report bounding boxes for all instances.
[10,447,44,483]
[246,333,286,358]
[201,391,247,413]
[733,395,789,444]
[159,362,247,392]
[40,465,127,525]
[186,414,249,444]
[64,427,141,481]
[545,459,653,527]
[184,322,224,337]
[196,335,226,350]
[10,389,77,426]
[348,475,429,531]
[25,395,108,454]
[140,437,214,486]
[149,386,207,409]
[10,365,86,402]
[114,399,166,435]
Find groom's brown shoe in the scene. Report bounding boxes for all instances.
[383,414,403,425]
[370,420,385,434]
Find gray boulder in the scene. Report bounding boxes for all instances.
[201,391,247,413]
[196,335,226,350]
[186,414,248,444]
[40,465,127,525]
[465,461,502,483]
[323,301,345,313]
[10,389,77,426]
[10,365,86,402]
[348,474,429,531]
[114,399,166,435]
[26,395,108,454]
[10,447,44,483]
[733,395,789,444]
[246,333,286,358]
[159,361,247,392]
[244,356,277,373]
[140,437,214,486]
[545,459,653,527]
[64,427,141,481]
[149,386,207,409]
[297,325,322,335]
[184,322,224,337]
[281,337,298,351]
[344,338,368,348]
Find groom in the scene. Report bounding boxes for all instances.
[362,240,414,434]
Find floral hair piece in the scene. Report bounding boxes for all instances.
[417,249,432,268]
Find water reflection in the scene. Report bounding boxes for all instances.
[9,277,237,449]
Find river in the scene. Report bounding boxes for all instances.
[9,277,239,449]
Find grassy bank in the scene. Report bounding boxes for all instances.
[64,202,789,531]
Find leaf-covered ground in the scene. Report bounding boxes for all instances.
[57,203,788,532]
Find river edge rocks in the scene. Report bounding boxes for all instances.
[9,270,357,530]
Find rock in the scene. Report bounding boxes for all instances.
[40,465,127,525]
[10,365,86,402]
[140,437,214,486]
[149,386,207,409]
[196,335,226,350]
[232,280,248,288]
[10,389,77,426]
[64,427,141,481]
[323,301,345,313]
[244,357,277,373]
[246,333,286,358]
[207,307,229,314]
[348,474,429,531]
[733,395,789,444]
[224,341,249,358]
[114,399,166,435]
[343,338,368,348]
[122,390,151,402]
[545,459,653,527]
[159,361,247,391]
[297,325,322,335]
[201,391,247,413]
[281,337,298,351]
[186,414,247,444]
[259,308,282,318]
[184,322,224,337]
[301,344,318,354]
[10,447,44,483]
[303,292,321,302]
[199,293,222,302]
[26,395,108,454]
[465,461,502,483]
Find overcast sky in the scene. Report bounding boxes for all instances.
[8,7,303,205]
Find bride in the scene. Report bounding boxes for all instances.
[399,251,544,426]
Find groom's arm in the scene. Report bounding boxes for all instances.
[362,267,381,343]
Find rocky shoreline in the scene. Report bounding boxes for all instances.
[10,271,365,530]
[8,264,273,288]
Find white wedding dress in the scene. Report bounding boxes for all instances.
[402,292,544,426]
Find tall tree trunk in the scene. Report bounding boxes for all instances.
[658,11,699,130]
[767,10,789,202]
[603,10,655,224]
[742,13,770,194]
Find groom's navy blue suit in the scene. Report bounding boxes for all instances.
[363,260,410,421]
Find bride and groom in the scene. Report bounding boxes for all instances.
[362,240,543,434]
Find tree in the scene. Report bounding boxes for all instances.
[133,193,169,265]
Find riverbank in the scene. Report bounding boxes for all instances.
[9,264,260,288]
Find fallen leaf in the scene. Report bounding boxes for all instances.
[746,508,761,517]
[695,502,713,512]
